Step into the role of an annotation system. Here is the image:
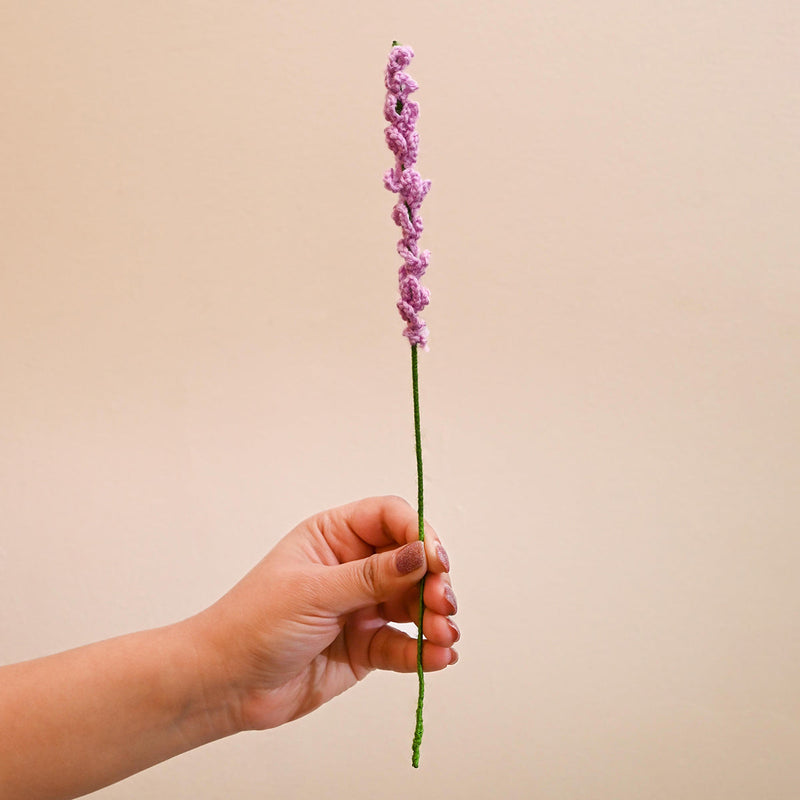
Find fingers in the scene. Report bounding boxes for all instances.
[309,495,455,622]
[378,532,448,577]
[368,624,458,673]
[379,573,457,623]
[377,574,459,647]
[318,495,447,567]
[419,606,461,648]
[320,541,428,615]
[380,598,460,647]
[424,572,458,616]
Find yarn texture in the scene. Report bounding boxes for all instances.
[383,44,432,350]
[384,41,432,769]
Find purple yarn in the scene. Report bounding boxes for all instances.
[384,44,432,349]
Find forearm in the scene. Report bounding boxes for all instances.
[0,617,239,800]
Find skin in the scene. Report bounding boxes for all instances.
[0,496,458,800]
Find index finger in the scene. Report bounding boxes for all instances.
[319,495,445,569]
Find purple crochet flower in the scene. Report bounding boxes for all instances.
[384,44,432,349]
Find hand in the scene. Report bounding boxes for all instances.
[192,495,458,732]
[0,496,455,798]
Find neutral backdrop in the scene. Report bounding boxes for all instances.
[2,2,799,798]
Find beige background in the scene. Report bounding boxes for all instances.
[2,1,799,798]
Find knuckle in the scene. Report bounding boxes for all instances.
[361,554,382,597]
[383,493,411,510]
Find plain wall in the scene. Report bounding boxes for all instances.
[1,1,799,798]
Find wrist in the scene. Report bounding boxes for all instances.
[172,612,246,744]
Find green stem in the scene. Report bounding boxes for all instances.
[392,40,425,766]
[411,343,425,768]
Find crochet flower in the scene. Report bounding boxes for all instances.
[384,44,432,349]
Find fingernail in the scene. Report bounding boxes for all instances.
[395,541,425,575]
[443,585,457,615]
[436,543,450,572]
[449,649,459,665]
[446,618,461,643]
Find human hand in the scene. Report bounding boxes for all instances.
[190,495,458,733]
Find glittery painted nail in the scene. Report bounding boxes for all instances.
[436,543,450,572]
[396,541,426,575]
[446,618,461,643]
[443,584,457,615]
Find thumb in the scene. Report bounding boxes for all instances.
[322,541,427,615]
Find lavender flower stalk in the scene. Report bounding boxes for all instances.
[384,44,432,349]
[384,41,432,770]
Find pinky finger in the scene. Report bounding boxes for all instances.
[368,625,456,673]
